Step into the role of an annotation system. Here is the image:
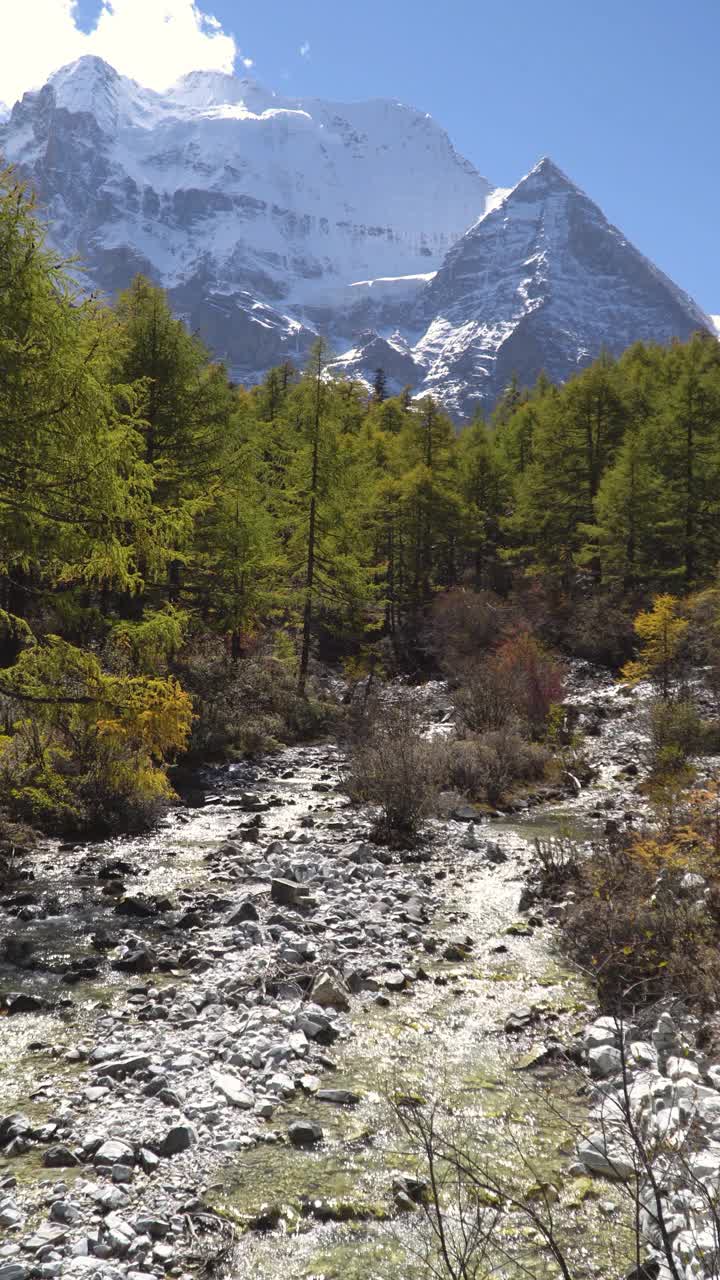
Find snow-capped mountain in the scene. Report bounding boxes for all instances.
[400,158,714,415]
[0,56,491,377]
[0,57,713,415]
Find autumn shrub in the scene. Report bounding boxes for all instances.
[562,790,720,1012]
[424,588,511,675]
[345,700,440,846]
[454,663,513,733]
[490,630,565,736]
[649,698,705,773]
[439,730,549,805]
[0,636,193,835]
[175,632,337,760]
[563,594,636,667]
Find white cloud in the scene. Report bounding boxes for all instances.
[0,0,244,107]
[299,41,310,58]
[241,56,254,69]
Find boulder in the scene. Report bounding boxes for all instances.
[310,969,350,1010]
[94,1139,135,1167]
[112,944,156,974]
[588,1045,622,1078]
[94,1054,151,1079]
[504,1007,537,1033]
[271,879,310,908]
[577,1132,634,1181]
[225,900,260,925]
[6,993,46,1015]
[0,1114,31,1143]
[316,1089,360,1106]
[287,1121,323,1148]
[42,1144,79,1168]
[159,1124,197,1157]
[211,1072,254,1109]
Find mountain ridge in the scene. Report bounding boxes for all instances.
[0,56,714,415]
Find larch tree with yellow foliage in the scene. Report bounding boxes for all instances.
[622,594,689,700]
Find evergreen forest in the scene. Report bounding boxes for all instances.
[3,169,720,838]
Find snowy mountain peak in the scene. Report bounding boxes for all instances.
[45,56,161,132]
[49,56,121,119]
[0,62,713,414]
[168,69,275,115]
[524,155,573,183]
[406,150,714,415]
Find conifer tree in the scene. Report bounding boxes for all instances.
[280,342,375,693]
[0,170,151,647]
[373,367,387,403]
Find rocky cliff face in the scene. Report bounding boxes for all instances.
[399,159,712,416]
[1,58,713,414]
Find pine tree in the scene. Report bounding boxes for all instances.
[650,335,720,586]
[456,421,507,588]
[113,275,236,602]
[0,170,151,649]
[280,342,376,693]
[509,357,626,581]
[373,367,387,403]
[114,275,233,502]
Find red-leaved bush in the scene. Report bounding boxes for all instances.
[486,630,564,737]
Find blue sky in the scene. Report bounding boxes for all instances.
[13,0,720,312]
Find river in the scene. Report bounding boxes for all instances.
[0,665,649,1279]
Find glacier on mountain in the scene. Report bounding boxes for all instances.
[0,57,714,415]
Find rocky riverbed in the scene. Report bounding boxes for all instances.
[0,665,712,1280]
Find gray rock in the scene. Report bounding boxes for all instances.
[42,1145,79,1168]
[22,1224,68,1253]
[0,1266,29,1280]
[0,1203,23,1229]
[225,900,260,925]
[316,1089,360,1106]
[584,1022,618,1051]
[443,938,472,961]
[588,1045,623,1078]
[310,969,350,1010]
[271,879,310,908]
[6,993,46,1015]
[577,1132,635,1181]
[453,805,480,823]
[138,1148,159,1174]
[0,1115,30,1144]
[89,1044,127,1065]
[49,1200,82,1225]
[504,1007,537,1033]
[287,1121,323,1147]
[211,1072,254,1109]
[94,1139,135,1167]
[159,1124,197,1157]
[94,1054,151,1079]
[348,844,379,865]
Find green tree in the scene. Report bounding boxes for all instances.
[0,171,152,650]
[281,342,376,693]
[373,367,387,403]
